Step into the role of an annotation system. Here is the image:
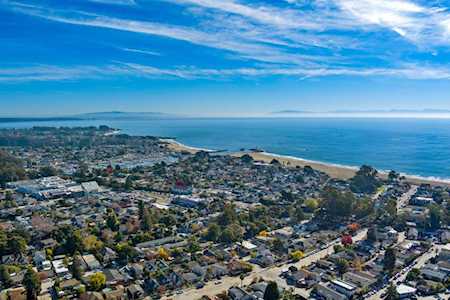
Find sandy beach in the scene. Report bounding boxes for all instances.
[163,139,450,187]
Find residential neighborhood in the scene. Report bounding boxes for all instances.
[0,127,449,300]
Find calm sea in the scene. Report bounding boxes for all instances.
[1,118,450,180]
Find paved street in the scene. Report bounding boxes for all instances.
[398,185,418,210]
[163,186,417,300]
[165,229,368,300]
[367,244,449,300]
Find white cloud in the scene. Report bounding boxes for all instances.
[120,48,161,56]
[87,0,136,5]
[2,63,450,83]
[4,0,450,83]
[335,0,450,45]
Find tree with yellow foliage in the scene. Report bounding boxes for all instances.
[290,250,304,262]
[157,247,170,260]
[353,258,363,271]
[83,235,103,252]
[258,230,269,237]
[89,272,106,291]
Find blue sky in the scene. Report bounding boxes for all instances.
[2,0,450,116]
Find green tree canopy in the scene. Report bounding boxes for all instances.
[23,267,41,300]
[264,281,280,300]
[350,165,381,194]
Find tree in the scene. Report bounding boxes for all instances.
[264,281,280,300]
[23,267,41,300]
[367,227,377,243]
[125,176,133,190]
[205,223,221,242]
[157,247,170,260]
[341,235,353,246]
[7,235,26,256]
[350,165,381,194]
[290,250,304,262]
[63,229,83,255]
[82,235,103,252]
[141,210,152,231]
[304,198,319,212]
[39,166,57,177]
[406,268,420,281]
[0,265,12,287]
[385,284,399,300]
[240,154,254,164]
[321,187,355,219]
[138,200,145,220]
[0,230,6,256]
[388,171,400,182]
[383,247,396,273]
[336,258,349,275]
[0,150,25,187]
[71,254,84,280]
[106,210,119,231]
[116,243,138,263]
[218,204,238,226]
[89,272,106,291]
[292,206,305,223]
[428,204,442,230]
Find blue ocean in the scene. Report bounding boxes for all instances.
[1,118,450,180]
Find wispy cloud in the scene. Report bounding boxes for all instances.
[87,0,136,6]
[335,0,450,45]
[3,0,450,83]
[120,48,161,56]
[2,63,450,83]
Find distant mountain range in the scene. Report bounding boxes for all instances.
[0,111,178,123]
[75,111,176,120]
[271,109,450,115]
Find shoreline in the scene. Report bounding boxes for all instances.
[163,139,450,187]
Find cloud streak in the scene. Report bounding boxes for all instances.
[2,63,450,83]
[3,0,450,83]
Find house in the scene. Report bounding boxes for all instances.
[343,271,377,288]
[330,279,358,298]
[438,248,450,261]
[421,266,448,282]
[33,251,46,266]
[397,284,417,299]
[4,287,27,300]
[249,249,275,267]
[103,247,118,264]
[410,196,434,206]
[376,226,398,246]
[182,272,200,284]
[58,279,82,298]
[237,240,257,256]
[272,226,294,240]
[128,263,144,279]
[81,181,100,194]
[103,285,125,300]
[407,227,419,240]
[82,254,101,271]
[228,286,250,300]
[104,269,127,286]
[126,284,145,300]
[440,230,450,243]
[136,236,182,249]
[316,283,347,300]
[171,196,207,208]
[39,238,57,250]
[437,260,450,274]
[52,258,69,276]
[204,263,228,280]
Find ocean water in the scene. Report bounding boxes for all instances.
[1,118,450,180]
